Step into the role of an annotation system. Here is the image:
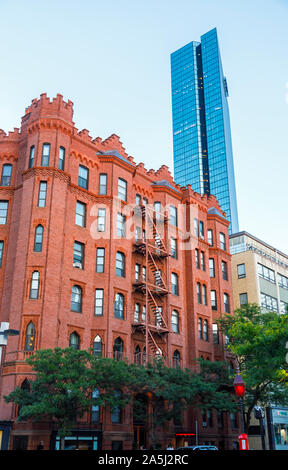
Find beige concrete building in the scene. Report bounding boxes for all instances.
[229,231,288,450]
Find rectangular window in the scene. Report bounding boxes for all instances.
[28,145,35,169]
[135,263,140,281]
[195,249,200,269]
[99,173,107,195]
[209,258,215,278]
[142,266,146,281]
[199,221,204,240]
[239,293,248,305]
[73,241,84,269]
[208,229,213,246]
[258,263,275,283]
[41,143,50,166]
[75,201,86,227]
[222,261,228,280]
[220,232,226,251]
[171,237,177,259]
[202,285,207,305]
[224,293,230,313]
[96,248,105,273]
[135,194,141,205]
[260,292,278,312]
[78,165,89,190]
[58,146,65,171]
[170,205,177,226]
[200,251,205,271]
[97,208,106,232]
[95,289,104,316]
[118,178,127,201]
[38,182,47,208]
[211,290,217,310]
[213,324,219,344]
[0,241,4,267]
[197,282,202,304]
[280,301,288,314]
[237,263,246,279]
[278,273,288,290]
[117,213,126,238]
[194,218,199,237]
[0,201,8,224]
[171,273,179,295]
[1,164,12,186]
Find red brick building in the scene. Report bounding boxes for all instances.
[0,94,240,450]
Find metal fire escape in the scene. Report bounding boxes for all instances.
[132,203,170,362]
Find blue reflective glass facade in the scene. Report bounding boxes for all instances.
[171,28,239,234]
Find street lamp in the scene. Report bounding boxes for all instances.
[0,322,20,363]
[233,368,249,450]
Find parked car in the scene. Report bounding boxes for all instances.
[176,445,218,451]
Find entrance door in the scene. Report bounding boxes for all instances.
[12,436,28,450]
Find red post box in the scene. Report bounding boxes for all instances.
[238,433,249,450]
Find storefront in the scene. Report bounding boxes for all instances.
[50,429,102,450]
[0,421,13,450]
[267,407,288,450]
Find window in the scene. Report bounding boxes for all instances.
[111,390,122,423]
[114,293,124,319]
[71,285,82,312]
[38,182,47,207]
[208,229,213,246]
[222,261,228,280]
[197,282,202,304]
[171,237,177,259]
[97,208,106,232]
[91,388,100,422]
[170,205,177,226]
[30,271,39,299]
[171,273,179,295]
[134,303,140,322]
[200,251,205,271]
[280,301,288,315]
[258,263,275,283]
[135,226,141,242]
[0,201,8,224]
[173,350,181,368]
[230,412,237,429]
[34,225,44,252]
[41,143,50,166]
[93,336,102,357]
[0,241,3,267]
[211,290,217,310]
[118,178,127,201]
[154,201,161,218]
[220,232,226,251]
[224,293,230,313]
[99,173,107,195]
[239,293,248,305]
[28,145,35,169]
[1,164,12,186]
[237,263,246,279]
[113,337,124,360]
[135,194,141,205]
[213,324,219,344]
[209,258,215,278]
[199,221,204,240]
[198,318,203,339]
[172,310,179,333]
[202,285,207,305]
[58,146,65,171]
[75,201,86,227]
[142,197,148,205]
[142,305,146,322]
[95,289,104,316]
[73,241,84,269]
[135,263,140,281]
[117,213,126,238]
[195,249,200,269]
[69,332,80,350]
[203,320,209,341]
[194,218,199,237]
[96,248,105,273]
[116,252,125,277]
[278,273,288,290]
[78,165,89,190]
[142,266,146,281]
[134,345,141,364]
[260,292,278,312]
[24,321,35,351]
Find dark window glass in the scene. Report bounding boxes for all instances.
[0,240,4,267]
[111,390,122,423]
[1,164,12,186]
[69,332,80,350]
[73,241,84,269]
[28,145,35,169]
[224,293,230,313]
[41,143,50,166]
[24,321,36,351]
[34,225,44,252]
[91,388,100,422]
[240,292,248,305]
[78,165,89,190]
[93,336,102,357]
[237,263,246,279]
[211,290,217,310]
[114,293,124,319]
[71,285,82,312]
[222,261,228,280]
[58,146,65,171]
[116,252,125,277]
[113,337,124,360]
[75,201,86,227]
[173,350,181,368]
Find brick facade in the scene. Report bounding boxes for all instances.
[0,94,240,450]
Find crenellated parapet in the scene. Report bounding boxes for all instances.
[22,93,74,127]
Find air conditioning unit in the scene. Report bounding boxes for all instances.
[73,262,82,269]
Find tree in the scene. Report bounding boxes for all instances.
[217,303,288,432]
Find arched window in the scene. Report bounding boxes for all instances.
[142,346,147,364]
[71,285,82,312]
[134,345,141,365]
[116,252,125,277]
[203,320,209,341]
[24,322,35,351]
[173,350,181,368]
[113,337,124,360]
[30,271,39,299]
[69,332,80,350]
[34,225,44,252]
[93,335,102,357]
[171,310,179,333]
[1,164,12,186]
[114,293,124,319]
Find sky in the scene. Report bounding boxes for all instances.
[0,0,287,253]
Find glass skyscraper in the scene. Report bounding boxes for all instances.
[171,28,239,234]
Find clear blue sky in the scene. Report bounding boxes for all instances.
[1,0,287,252]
